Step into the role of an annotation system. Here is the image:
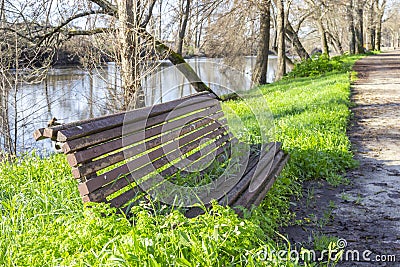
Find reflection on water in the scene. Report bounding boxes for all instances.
[9,57,278,153]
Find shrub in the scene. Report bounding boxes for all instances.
[286,54,349,78]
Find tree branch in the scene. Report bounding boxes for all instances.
[89,0,117,14]
[136,27,221,99]
[66,28,111,37]
[0,27,35,42]
[36,10,113,45]
[140,0,157,28]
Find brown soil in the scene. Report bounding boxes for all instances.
[282,51,400,266]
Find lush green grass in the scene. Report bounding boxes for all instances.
[0,55,363,266]
[0,154,295,266]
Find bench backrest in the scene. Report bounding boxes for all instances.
[35,92,233,210]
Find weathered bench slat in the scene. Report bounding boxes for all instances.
[71,117,228,179]
[62,113,165,153]
[57,95,218,142]
[61,98,220,153]
[35,109,128,142]
[36,111,129,141]
[246,144,280,192]
[66,106,224,167]
[111,137,236,210]
[184,144,269,218]
[98,135,234,208]
[217,142,276,206]
[79,127,229,198]
[109,183,144,209]
[252,151,289,207]
[83,132,232,204]
[232,150,286,209]
[154,136,236,182]
[33,92,215,142]
[33,128,46,141]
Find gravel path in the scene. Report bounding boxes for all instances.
[283,51,400,266]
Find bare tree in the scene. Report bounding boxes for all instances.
[0,26,53,154]
[324,3,345,55]
[117,0,151,108]
[365,0,376,50]
[285,20,310,60]
[3,0,217,105]
[304,0,330,56]
[354,0,366,53]
[275,0,286,80]
[252,0,271,85]
[177,0,191,55]
[382,1,400,48]
[374,0,387,51]
[203,1,258,69]
[346,0,356,54]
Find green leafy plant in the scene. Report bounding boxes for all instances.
[286,54,356,78]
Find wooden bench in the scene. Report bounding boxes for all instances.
[34,92,288,217]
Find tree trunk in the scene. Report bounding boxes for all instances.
[194,2,200,49]
[375,19,382,50]
[317,17,329,56]
[346,0,356,54]
[159,0,163,38]
[285,21,310,60]
[275,0,286,81]
[252,0,271,85]
[354,1,364,54]
[0,74,11,153]
[369,25,376,51]
[196,23,203,49]
[366,0,375,50]
[374,0,386,51]
[177,0,190,55]
[0,0,5,24]
[118,0,143,109]
[0,87,13,153]
[327,32,344,55]
[272,14,278,52]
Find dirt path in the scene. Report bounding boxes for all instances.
[283,51,400,266]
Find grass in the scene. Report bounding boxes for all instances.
[0,54,364,266]
[312,233,340,252]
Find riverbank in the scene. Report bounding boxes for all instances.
[0,54,362,266]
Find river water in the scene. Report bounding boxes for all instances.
[6,56,278,153]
